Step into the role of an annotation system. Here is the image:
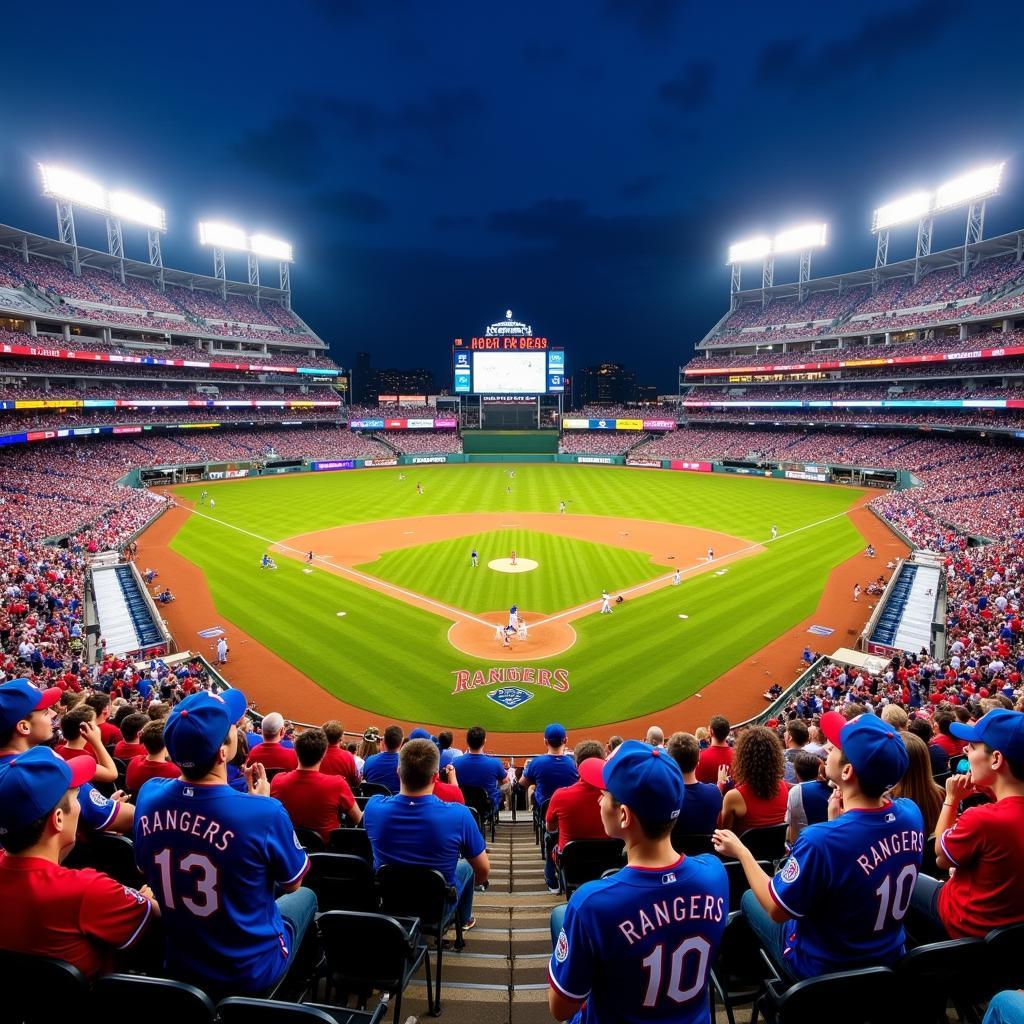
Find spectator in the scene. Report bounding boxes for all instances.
[521,723,579,808]
[355,726,380,775]
[930,712,961,761]
[718,725,789,831]
[891,733,945,838]
[666,730,723,834]
[362,724,403,793]
[271,727,361,843]
[782,719,811,783]
[910,709,1024,939]
[804,724,828,757]
[54,704,119,784]
[134,689,316,999]
[437,729,461,771]
[696,714,733,783]
[645,725,664,747]
[714,711,921,981]
[0,747,157,977]
[84,693,122,748]
[605,735,623,756]
[785,751,831,843]
[908,716,950,775]
[452,726,508,811]
[319,720,359,787]
[245,712,298,773]
[113,712,149,760]
[431,761,467,804]
[363,738,487,933]
[543,739,607,893]
[125,720,179,794]
[548,742,728,1023]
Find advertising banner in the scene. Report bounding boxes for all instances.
[576,456,615,464]
[349,418,385,429]
[670,460,713,472]
[626,459,662,468]
[311,460,356,471]
[406,419,434,428]
[410,455,448,464]
[785,470,830,482]
[433,418,458,428]
[362,459,398,467]
[642,419,676,431]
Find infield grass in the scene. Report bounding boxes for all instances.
[169,464,867,729]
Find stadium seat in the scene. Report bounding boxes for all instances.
[895,936,989,1022]
[459,783,497,842]
[755,965,898,1024]
[986,922,1024,993]
[739,823,789,863]
[532,797,550,847]
[317,910,429,1023]
[328,827,373,862]
[722,859,773,913]
[63,832,144,887]
[710,913,771,1024]
[91,974,216,1023]
[557,839,626,898]
[671,829,716,856]
[0,952,87,1024]
[294,826,327,853]
[357,782,392,798]
[375,865,462,1016]
[304,853,379,913]
[218,997,386,1024]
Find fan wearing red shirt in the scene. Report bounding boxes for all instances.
[54,704,119,785]
[83,693,122,748]
[320,720,360,787]
[930,712,962,760]
[246,711,298,773]
[911,709,1024,940]
[544,740,607,893]
[113,713,149,761]
[271,727,361,843]
[125,720,180,794]
[696,714,734,783]
[0,747,157,977]
[433,762,466,804]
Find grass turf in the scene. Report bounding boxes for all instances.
[169,464,867,729]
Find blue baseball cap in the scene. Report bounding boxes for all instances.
[164,689,248,770]
[0,679,63,734]
[544,723,567,746]
[0,746,96,837]
[408,728,432,740]
[579,740,684,824]
[950,709,1024,761]
[820,711,909,791]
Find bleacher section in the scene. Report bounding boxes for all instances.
[91,564,166,656]
[867,561,940,655]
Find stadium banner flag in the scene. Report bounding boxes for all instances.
[670,460,712,472]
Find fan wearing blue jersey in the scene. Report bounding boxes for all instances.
[714,712,923,981]
[523,723,579,808]
[548,740,728,1024]
[134,688,315,999]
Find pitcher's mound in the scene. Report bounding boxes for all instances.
[489,558,539,574]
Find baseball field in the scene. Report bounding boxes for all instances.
[141,463,898,736]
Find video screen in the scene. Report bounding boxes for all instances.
[472,351,547,394]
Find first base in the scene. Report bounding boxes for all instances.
[336,611,347,617]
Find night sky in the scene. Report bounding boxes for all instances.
[3,0,1023,393]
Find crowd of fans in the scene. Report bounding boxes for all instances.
[558,431,649,455]
[375,430,463,454]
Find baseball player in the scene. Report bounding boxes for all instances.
[209,498,215,510]
[771,524,778,540]
[494,623,506,643]
[471,548,479,567]
[509,604,519,631]
[133,688,315,998]
[306,550,314,564]
[706,546,713,563]
[672,568,681,586]
[510,549,517,566]
[216,636,229,664]
[600,591,612,614]
[548,741,728,1024]
[199,490,207,505]
[416,482,423,495]
[853,583,861,602]
[713,712,922,981]
[559,500,566,514]
[518,618,528,642]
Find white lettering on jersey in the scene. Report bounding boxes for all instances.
[617,894,726,945]
[856,829,924,875]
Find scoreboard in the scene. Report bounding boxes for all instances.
[452,336,565,395]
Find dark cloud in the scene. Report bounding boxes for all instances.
[395,88,485,152]
[756,0,967,87]
[230,116,325,183]
[434,213,477,229]
[312,188,391,225]
[619,174,667,200]
[603,0,683,35]
[658,60,715,112]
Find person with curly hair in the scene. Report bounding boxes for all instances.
[718,725,789,831]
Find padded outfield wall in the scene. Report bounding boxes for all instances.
[461,430,559,454]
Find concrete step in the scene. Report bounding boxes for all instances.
[476,892,560,909]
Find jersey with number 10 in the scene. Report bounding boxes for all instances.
[769,798,924,979]
[549,854,728,1024]
[134,778,309,993]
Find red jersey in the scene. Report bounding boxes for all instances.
[938,796,1024,938]
[98,721,122,747]
[545,779,605,852]
[246,741,298,772]
[125,756,180,794]
[54,743,99,763]
[931,734,962,759]
[733,781,790,830]
[113,741,147,761]
[320,745,359,787]
[0,855,152,978]
[271,769,356,842]
[432,780,465,804]
[696,745,733,784]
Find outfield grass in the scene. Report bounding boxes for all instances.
[169,465,867,729]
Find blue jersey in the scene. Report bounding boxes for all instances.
[523,754,578,807]
[363,793,485,885]
[0,752,118,832]
[769,798,924,979]
[676,782,723,835]
[362,751,400,793]
[451,752,506,809]
[550,854,728,1024]
[133,779,309,994]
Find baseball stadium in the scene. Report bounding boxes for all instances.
[2,22,1024,1021]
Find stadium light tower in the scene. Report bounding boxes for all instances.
[773,223,828,301]
[198,221,248,298]
[726,236,772,305]
[250,234,295,305]
[39,164,108,274]
[934,162,1005,277]
[871,191,931,272]
[109,191,167,280]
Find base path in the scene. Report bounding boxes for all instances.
[138,497,906,754]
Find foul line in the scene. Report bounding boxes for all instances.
[173,503,496,629]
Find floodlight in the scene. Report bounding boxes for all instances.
[773,223,828,254]
[872,192,932,232]
[199,221,248,250]
[39,164,107,213]
[933,162,1005,211]
[249,234,293,261]
[727,236,772,264]
[108,191,166,231]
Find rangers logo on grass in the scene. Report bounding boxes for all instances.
[487,687,534,709]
